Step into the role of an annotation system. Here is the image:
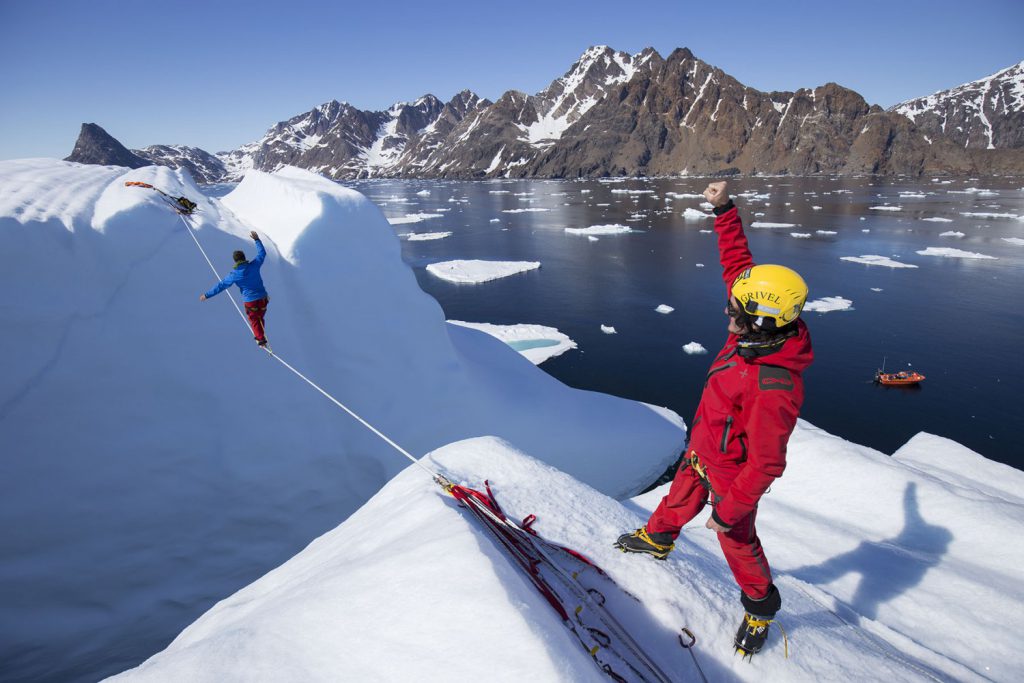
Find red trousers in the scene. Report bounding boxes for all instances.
[244,297,268,343]
[646,461,773,600]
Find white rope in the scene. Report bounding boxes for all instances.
[179,212,439,480]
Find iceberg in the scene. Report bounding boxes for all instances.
[387,212,444,224]
[804,296,853,313]
[426,259,541,283]
[404,231,452,241]
[446,321,576,365]
[681,207,712,220]
[840,255,918,268]
[1,160,687,680]
[565,224,632,236]
[915,247,996,260]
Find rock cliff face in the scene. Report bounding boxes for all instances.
[891,60,1024,150]
[523,49,977,177]
[66,48,1024,181]
[64,123,149,168]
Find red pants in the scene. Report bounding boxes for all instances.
[244,297,268,343]
[646,461,773,600]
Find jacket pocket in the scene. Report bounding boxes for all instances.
[720,416,733,453]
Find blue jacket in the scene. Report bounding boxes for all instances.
[205,239,268,302]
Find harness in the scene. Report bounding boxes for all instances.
[687,450,717,502]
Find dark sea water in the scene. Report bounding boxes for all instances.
[354,176,1024,468]
[4,176,1022,682]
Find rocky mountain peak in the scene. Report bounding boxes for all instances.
[64,123,148,168]
[891,60,1024,149]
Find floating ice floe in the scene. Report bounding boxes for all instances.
[405,232,453,241]
[447,321,577,365]
[898,193,927,198]
[811,205,823,210]
[921,217,954,222]
[587,236,599,242]
[655,305,674,314]
[960,212,1018,219]
[840,255,918,268]
[871,287,883,292]
[869,206,902,211]
[695,263,705,267]
[426,260,541,283]
[488,190,511,194]
[916,247,997,260]
[388,212,445,225]
[816,230,837,235]
[750,222,796,228]
[600,325,616,334]
[565,224,632,236]
[489,218,500,223]
[948,187,998,196]
[666,192,704,199]
[501,208,550,214]
[804,296,853,313]
[682,342,707,355]
[611,189,655,195]
[1003,237,1024,246]
[698,229,712,234]
[415,190,431,197]
[939,231,965,238]
[682,208,712,220]
[790,233,812,238]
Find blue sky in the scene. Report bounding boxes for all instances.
[1,0,1021,160]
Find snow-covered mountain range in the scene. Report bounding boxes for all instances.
[65,46,1024,180]
[891,60,1024,150]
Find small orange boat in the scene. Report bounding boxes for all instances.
[874,369,926,385]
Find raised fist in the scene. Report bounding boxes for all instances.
[702,181,729,208]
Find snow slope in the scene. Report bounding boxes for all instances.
[116,426,1020,682]
[1,159,682,494]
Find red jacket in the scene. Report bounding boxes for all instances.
[691,204,813,527]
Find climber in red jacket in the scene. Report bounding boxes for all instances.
[616,180,813,657]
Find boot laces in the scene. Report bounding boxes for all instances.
[742,613,789,658]
[637,527,673,551]
[744,614,772,633]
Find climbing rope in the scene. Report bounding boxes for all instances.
[175,211,442,484]
[173,202,706,682]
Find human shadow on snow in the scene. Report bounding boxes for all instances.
[787,482,952,622]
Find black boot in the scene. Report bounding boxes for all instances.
[734,585,781,656]
[614,527,675,560]
[734,613,773,656]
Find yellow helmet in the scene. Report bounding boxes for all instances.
[731,264,808,328]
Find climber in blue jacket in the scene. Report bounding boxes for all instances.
[200,231,270,346]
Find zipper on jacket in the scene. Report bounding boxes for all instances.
[720,416,733,452]
[714,348,738,364]
[705,361,736,386]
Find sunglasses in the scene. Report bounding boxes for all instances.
[726,299,759,318]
